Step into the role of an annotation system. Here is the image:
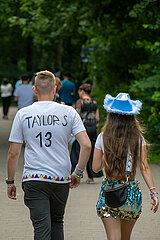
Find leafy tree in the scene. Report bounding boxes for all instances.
[129,0,160,154]
[0,0,159,159]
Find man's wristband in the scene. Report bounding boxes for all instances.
[72,164,84,179]
[6,178,14,184]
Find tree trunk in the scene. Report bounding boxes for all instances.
[55,39,63,68]
[26,35,33,71]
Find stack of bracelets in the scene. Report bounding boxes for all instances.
[72,164,85,179]
[149,187,159,199]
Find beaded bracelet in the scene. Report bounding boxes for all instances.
[72,172,81,179]
[150,192,159,199]
[7,184,15,188]
[72,164,85,179]
[149,187,156,191]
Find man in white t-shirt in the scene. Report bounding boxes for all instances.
[6,70,91,240]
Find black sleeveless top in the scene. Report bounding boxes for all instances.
[80,99,98,123]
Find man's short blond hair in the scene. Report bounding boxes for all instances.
[34,70,56,95]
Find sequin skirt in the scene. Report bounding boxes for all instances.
[96,178,142,220]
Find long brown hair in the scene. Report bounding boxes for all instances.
[103,113,144,179]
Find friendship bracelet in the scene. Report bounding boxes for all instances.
[72,172,81,179]
[72,170,83,178]
[150,192,159,199]
[72,164,85,179]
[149,187,156,191]
[76,164,85,173]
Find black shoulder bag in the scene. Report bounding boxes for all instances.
[103,148,132,208]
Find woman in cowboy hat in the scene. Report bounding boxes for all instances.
[93,93,159,240]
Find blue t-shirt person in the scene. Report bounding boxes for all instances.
[60,80,76,105]
[14,84,35,110]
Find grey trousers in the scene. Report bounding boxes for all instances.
[22,181,70,240]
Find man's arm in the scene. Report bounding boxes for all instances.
[75,130,91,169]
[7,142,22,200]
[14,96,18,102]
[70,131,91,188]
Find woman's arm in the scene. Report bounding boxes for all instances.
[95,108,99,127]
[75,99,82,114]
[92,148,104,173]
[140,145,159,213]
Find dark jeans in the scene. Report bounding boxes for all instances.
[2,96,11,116]
[22,181,70,240]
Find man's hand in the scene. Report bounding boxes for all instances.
[70,175,80,189]
[7,184,16,200]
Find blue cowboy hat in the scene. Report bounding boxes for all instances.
[103,93,142,115]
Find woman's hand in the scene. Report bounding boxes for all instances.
[150,197,159,213]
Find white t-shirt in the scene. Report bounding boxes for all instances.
[9,101,85,183]
[95,132,146,153]
[1,83,13,97]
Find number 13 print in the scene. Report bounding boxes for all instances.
[36,132,52,147]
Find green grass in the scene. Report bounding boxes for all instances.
[149,153,160,165]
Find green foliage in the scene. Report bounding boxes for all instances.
[0,0,160,159]
[149,153,160,164]
[129,0,160,153]
[130,64,160,143]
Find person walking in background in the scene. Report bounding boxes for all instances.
[6,70,91,240]
[93,93,159,240]
[13,74,35,110]
[59,72,76,105]
[70,83,103,183]
[54,77,62,103]
[15,76,22,88]
[0,78,13,119]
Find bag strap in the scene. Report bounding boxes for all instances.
[125,147,132,181]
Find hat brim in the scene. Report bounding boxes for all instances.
[103,94,142,115]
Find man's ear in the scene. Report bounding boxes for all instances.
[53,85,57,94]
[32,86,37,95]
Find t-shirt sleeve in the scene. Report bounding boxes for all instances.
[71,108,85,136]
[9,111,23,143]
[95,133,104,152]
